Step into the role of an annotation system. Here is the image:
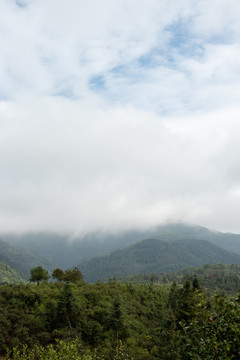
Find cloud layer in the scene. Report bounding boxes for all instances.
[1,0,240,233]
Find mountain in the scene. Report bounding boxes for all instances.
[78,238,240,283]
[0,230,157,269]
[0,261,24,283]
[2,223,240,271]
[150,223,240,254]
[0,238,55,280]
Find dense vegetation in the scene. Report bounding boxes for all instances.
[1,271,240,359]
[79,238,240,282]
[2,224,240,358]
[119,263,240,294]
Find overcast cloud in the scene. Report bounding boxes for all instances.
[1,0,240,233]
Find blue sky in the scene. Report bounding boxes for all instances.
[1,0,240,233]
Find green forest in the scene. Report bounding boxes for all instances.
[119,263,240,294]
[1,265,240,359]
[79,238,240,282]
[2,225,240,359]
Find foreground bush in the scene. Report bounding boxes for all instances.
[2,280,240,359]
[181,293,240,360]
[4,339,131,360]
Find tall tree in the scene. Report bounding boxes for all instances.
[52,268,65,282]
[64,267,84,283]
[29,266,49,285]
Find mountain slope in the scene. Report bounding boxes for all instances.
[0,261,24,283]
[0,238,55,280]
[3,223,240,270]
[1,231,156,268]
[79,238,240,282]
[150,223,240,254]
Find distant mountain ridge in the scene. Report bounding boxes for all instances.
[1,230,167,269]
[150,223,240,253]
[78,237,240,282]
[2,223,240,278]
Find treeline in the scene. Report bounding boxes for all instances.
[119,263,240,294]
[28,266,84,285]
[174,263,240,294]
[1,277,240,359]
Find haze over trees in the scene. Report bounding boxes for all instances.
[2,224,240,283]
[78,238,240,282]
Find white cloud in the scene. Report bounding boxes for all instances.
[1,0,240,233]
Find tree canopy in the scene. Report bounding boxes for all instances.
[52,267,84,283]
[29,266,50,285]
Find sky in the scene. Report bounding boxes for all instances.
[1,0,240,234]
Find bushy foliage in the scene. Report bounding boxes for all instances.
[1,278,240,359]
[120,263,240,294]
[181,293,240,359]
[52,267,84,283]
[4,339,102,360]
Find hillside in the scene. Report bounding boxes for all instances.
[0,230,158,268]
[151,223,240,254]
[0,238,55,280]
[79,238,240,282]
[0,261,24,283]
[3,224,240,270]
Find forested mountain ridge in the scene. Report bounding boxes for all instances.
[1,230,161,268]
[151,223,240,254]
[0,238,55,280]
[3,223,240,270]
[79,238,240,282]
